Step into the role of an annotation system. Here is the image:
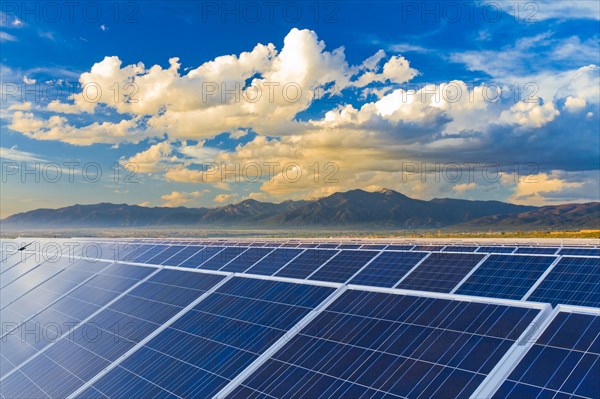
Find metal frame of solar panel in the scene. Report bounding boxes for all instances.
[2,238,599,399]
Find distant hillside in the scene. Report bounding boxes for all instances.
[454,202,600,231]
[2,188,596,231]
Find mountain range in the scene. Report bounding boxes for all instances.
[2,189,598,231]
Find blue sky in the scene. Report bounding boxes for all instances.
[1,0,599,217]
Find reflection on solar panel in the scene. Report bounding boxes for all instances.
[276,249,338,279]
[228,290,541,399]
[455,255,557,300]
[1,258,111,328]
[349,251,427,287]
[0,253,46,288]
[0,263,155,376]
[245,248,303,276]
[528,256,600,307]
[396,252,485,293]
[491,309,599,399]
[78,278,335,398]
[0,270,225,398]
[477,246,516,253]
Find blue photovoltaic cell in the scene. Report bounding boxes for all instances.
[275,249,339,279]
[0,263,154,375]
[349,251,428,288]
[79,278,335,399]
[477,246,516,254]
[514,247,559,255]
[442,246,479,253]
[493,311,599,399]
[308,250,379,283]
[558,247,600,257]
[386,245,415,250]
[178,246,224,268]
[244,248,303,276]
[162,245,204,266]
[317,243,339,249]
[229,290,540,399]
[528,257,600,307]
[120,244,157,262]
[297,243,319,248]
[413,245,445,252]
[198,247,248,270]
[456,255,557,300]
[0,270,224,398]
[220,247,274,273]
[337,244,362,249]
[132,245,173,263]
[145,245,188,265]
[397,252,485,293]
[360,244,387,250]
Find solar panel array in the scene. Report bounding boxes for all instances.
[1,237,599,399]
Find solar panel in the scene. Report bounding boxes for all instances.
[1,250,38,273]
[396,252,485,293]
[124,244,164,263]
[0,263,155,376]
[3,237,598,399]
[316,243,339,249]
[491,309,599,399]
[0,252,46,287]
[144,245,188,265]
[77,278,335,398]
[360,244,387,250]
[227,289,541,399]
[307,250,379,283]
[244,248,304,276]
[0,258,111,328]
[0,270,225,398]
[161,245,204,266]
[514,247,559,255]
[198,246,248,270]
[348,251,428,288]
[297,243,319,248]
[275,249,339,279]
[413,245,445,251]
[442,246,479,252]
[558,247,600,257]
[220,247,274,273]
[386,245,415,251]
[337,244,362,249]
[178,246,224,268]
[455,255,557,300]
[528,256,600,307]
[477,246,516,254]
